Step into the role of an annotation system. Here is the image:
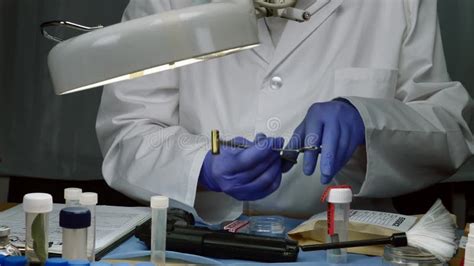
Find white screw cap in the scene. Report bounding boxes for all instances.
[151,196,169,209]
[23,193,53,213]
[64,188,82,200]
[327,188,353,204]
[80,192,98,206]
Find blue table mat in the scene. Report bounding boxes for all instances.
[103,216,385,265]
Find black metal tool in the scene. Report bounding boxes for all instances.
[135,208,299,262]
[210,129,320,164]
[301,233,408,251]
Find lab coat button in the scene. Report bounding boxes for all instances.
[270,76,283,90]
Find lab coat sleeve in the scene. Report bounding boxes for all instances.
[344,0,474,198]
[96,0,208,207]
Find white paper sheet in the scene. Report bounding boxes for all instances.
[0,204,150,254]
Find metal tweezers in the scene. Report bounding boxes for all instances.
[219,140,321,153]
[211,130,321,164]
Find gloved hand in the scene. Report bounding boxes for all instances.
[199,134,284,201]
[282,100,365,184]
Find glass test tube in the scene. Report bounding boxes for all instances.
[64,188,83,207]
[23,193,53,264]
[60,207,91,260]
[150,196,169,266]
[325,188,352,264]
[80,192,98,262]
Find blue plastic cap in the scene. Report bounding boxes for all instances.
[67,259,90,266]
[135,263,154,266]
[4,256,27,266]
[60,207,91,229]
[45,258,69,266]
[0,255,6,266]
[112,263,131,266]
[90,262,112,266]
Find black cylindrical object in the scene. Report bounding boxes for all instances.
[301,233,408,252]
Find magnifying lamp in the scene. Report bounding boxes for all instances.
[42,0,310,95]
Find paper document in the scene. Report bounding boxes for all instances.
[303,209,417,232]
[0,204,150,255]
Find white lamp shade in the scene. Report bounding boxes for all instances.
[48,0,259,95]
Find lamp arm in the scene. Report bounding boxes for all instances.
[253,0,311,22]
[40,21,103,43]
[253,0,297,9]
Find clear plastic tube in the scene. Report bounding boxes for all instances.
[80,192,98,262]
[84,204,96,261]
[62,227,88,259]
[25,212,49,263]
[65,199,80,207]
[150,196,168,266]
[64,188,82,207]
[327,203,349,264]
[60,207,91,261]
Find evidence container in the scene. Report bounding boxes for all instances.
[150,196,169,266]
[325,187,352,264]
[383,245,443,265]
[80,192,98,262]
[0,226,21,256]
[59,207,91,260]
[23,193,53,264]
[64,188,82,207]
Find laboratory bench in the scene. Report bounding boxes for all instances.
[0,203,466,265]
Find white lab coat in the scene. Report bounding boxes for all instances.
[96,0,474,223]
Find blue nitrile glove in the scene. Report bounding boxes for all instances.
[199,134,284,201]
[282,100,365,184]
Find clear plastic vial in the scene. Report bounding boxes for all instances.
[64,188,82,207]
[150,196,168,266]
[60,207,91,260]
[0,226,22,256]
[325,187,352,264]
[23,193,53,264]
[80,192,98,262]
[465,223,474,266]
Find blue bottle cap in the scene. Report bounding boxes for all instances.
[60,207,91,229]
[90,262,112,266]
[135,263,155,266]
[112,263,131,266]
[3,256,27,266]
[0,255,6,266]
[45,258,69,266]
[67,259,90,266]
